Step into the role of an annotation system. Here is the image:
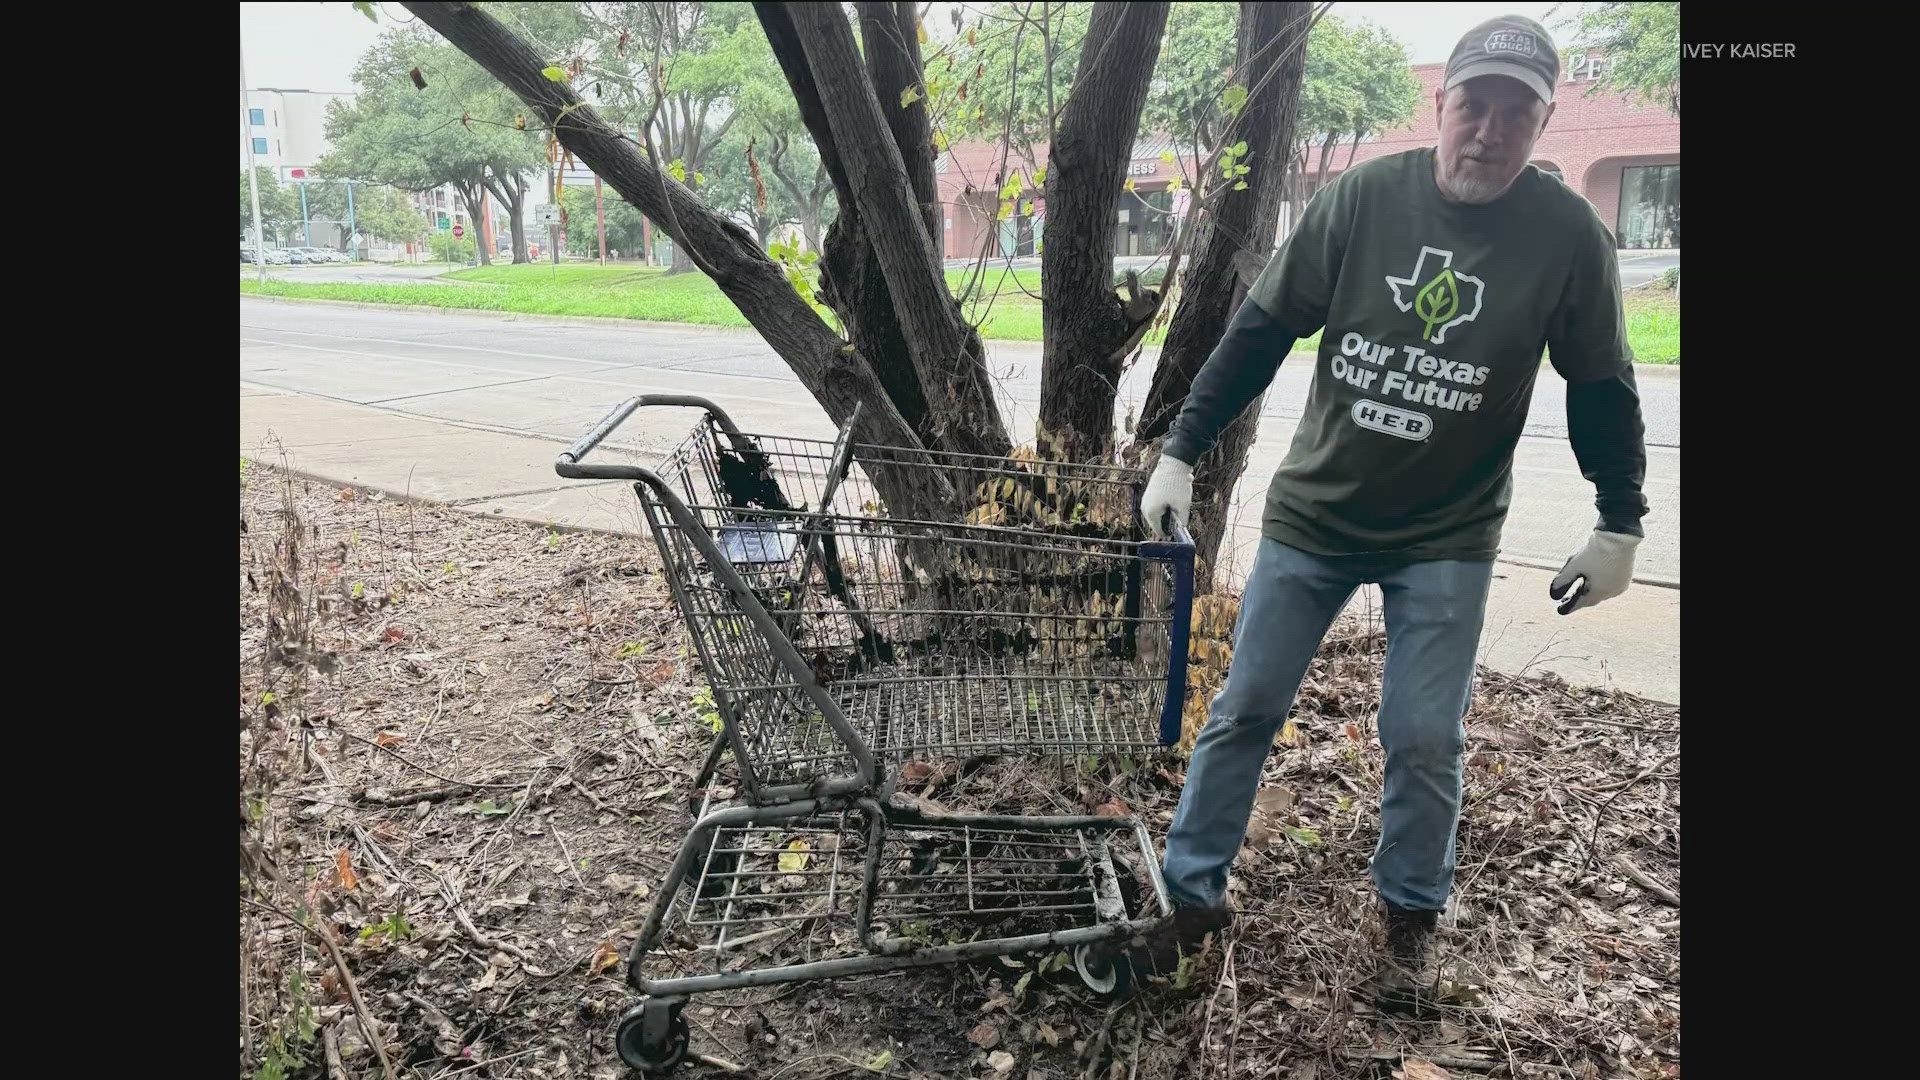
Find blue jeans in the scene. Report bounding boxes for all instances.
[1161,537,1495,913]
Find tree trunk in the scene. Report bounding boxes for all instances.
[1037,1,1171,463]
[482,171,532,264]
[856,1,941,248]
[455,179,488,265]
[1136,1,1309,591]
[754,1,1008,464]
[401,0,955,523]
[511,175,530,263]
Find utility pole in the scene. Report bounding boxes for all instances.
[596,175,606,265]
[241,40,266,284]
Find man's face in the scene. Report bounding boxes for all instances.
[1433,76,1554,204]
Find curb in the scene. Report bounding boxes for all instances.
[246,451,1679,591]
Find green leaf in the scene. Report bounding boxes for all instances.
[863,1050,894,1072]
[1167,176,1184,193]
[474,798,513,816]
[261,691,276,706]
[1221,85,1248,118]
[900,84,923,108]
[996,200,1012,222]
[667,159,687,184]
[1414,267,1461,342]
[1160,150,1176,164]
[1230,140,1248,157]
[1234,164,1249,175]
[1013,970,1033,1001]
[1233,180,1248,190]
[351,581,365,599]
[541,66,568,83]
[693,171,705,186]
[1282,825,1321,846]
[352,1,377,23]
[1033,165,1047,186]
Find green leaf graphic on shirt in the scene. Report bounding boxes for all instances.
[1414,268,1459,342]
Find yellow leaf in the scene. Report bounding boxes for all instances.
[1123,177,1135,193]
[778,838,811,873]
[335,849,359,891]
[863,1049,894,1072]
[900,84,923,109]
[916,20,927,44]
[1279,719,1301,747]
[590,939,621,975]
[933,130,949,152]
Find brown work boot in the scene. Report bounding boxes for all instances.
[1374,903,1441,1014]
[1132,901,1233,976]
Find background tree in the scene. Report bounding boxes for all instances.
[560,183,651,255]
[241,166,297,243]
[321,28,546,263]
[353,185,433,248]
[570,2,761,273]
[399,0,1311,580]
[1284,15,1421,224]
[1555,1,1679,116]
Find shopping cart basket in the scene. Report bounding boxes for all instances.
[556,396,1195,1074]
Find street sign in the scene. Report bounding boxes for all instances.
[438,215,450,230]
[452,224,465,239]
[535,204,563,226]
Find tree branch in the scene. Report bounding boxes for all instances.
[400,0,955,519]
[788,1,1008,459]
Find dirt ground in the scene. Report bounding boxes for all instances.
[239,461,1679,1080]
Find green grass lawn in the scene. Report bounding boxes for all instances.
[240,261,1671,361]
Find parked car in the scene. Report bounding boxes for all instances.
[241,246,264,264]
[265,249,293,264]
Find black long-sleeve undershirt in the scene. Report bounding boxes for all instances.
[1566,366,1649,537]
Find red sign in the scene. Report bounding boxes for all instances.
[452,224,464,239]
[288,168,308,179]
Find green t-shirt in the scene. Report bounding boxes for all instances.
[1228,147,1633,560]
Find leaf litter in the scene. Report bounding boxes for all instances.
[241,463,1677,1079]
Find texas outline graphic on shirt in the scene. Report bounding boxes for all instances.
[1384,246,1485,344]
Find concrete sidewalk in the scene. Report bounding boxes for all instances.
[242,383,1678,704]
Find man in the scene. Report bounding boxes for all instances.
[1140,15,1648,1009]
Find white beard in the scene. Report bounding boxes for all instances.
[1435,151,1519,205]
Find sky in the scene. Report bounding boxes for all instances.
[240,3,1583,94]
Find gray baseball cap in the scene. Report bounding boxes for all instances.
[1444,15,1561,104]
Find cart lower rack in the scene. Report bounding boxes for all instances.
[556,396,1194,1075]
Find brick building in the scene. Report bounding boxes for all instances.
[931,53,1677,260]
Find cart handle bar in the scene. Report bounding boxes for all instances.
[555,394,747,478]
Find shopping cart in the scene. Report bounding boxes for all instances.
[556,396,1195,1074]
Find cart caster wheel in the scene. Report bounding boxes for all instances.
[1072,943,1132,999]
[615,999,690,1075]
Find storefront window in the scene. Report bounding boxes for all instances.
[1618,164,1679,249]
[1117,189,1174,256]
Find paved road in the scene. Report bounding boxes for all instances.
[240,297,1679,701]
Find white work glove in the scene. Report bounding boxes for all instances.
[1140,456,1194,540]
[1550,529,1641,615]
